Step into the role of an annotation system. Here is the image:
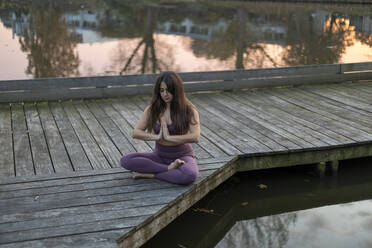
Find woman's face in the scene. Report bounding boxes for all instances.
[160,81,173,104]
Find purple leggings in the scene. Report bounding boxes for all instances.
[120,143,198,185]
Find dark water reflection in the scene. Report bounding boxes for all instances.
[143,157,372,248]
[0,1,372,80]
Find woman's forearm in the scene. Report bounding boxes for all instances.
[166,133,200,144]
[132,129,159,141]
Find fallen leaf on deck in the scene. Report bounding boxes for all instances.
[257,184,268,189]
[241,202,249,206]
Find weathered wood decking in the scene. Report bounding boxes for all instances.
[0,81,372,247]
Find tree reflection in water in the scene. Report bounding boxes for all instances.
[19,6,80,78]
[216,213,297,248]
[1,1,372,79]
[284,12,355,66]
[112,6,178,75]
[190,8,280,70]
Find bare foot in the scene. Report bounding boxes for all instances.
[168,159,185,170]
[132,172,154,179]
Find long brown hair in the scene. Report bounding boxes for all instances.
[145,71,198,135]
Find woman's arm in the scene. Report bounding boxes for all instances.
[162,108,200,144]
[132,106,162,141]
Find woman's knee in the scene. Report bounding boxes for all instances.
[179,167,198,184]
[120,153,135,170]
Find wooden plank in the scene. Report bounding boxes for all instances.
[114,97,157,150]
[262,88,364,142]
[0,229,125,248]
[0,104,14,177]
[0,63,348,91]
[294,86,372,128]
[352,82,372,94]
[0,215,148,245]
[200,93,300,150]
[48,102,92,171]
[36,102,73,173]
[0,192,177,225]
[0,74,156,90]
[322,84,372,105]
[189,95,272,153]
[225,92,328,147]
[0,156,223,192]
[3,175,178,204]
[61,101,111,170]
[134,95,212,160]
[2,167,219,246]
[234,91,341,146]
[253,90,354,144]
[213,94,314,149]
[24,103,54,175]
[0,167,219,210]
[0,169,217,227]
[268,88,372,141]
[340,62,372,72]
[1,204,165,240]
[2,71,372,102]
[301,85,372,113]
[317,84,372,106]
[73,101,122,168]
[196,93,291,151]
[0,169,217,211]
[11,103,34,176]
[328,83,372,103]
[237,142,372,172]
[86,100,135,155]
[118,162,235,247]
[1,63,371,103]
[97,100,152,152]
[0,185,188,216]
[291,87,372,126]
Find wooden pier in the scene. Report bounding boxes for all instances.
[0,63,372,247]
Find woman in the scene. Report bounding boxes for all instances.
[120,71,200,185]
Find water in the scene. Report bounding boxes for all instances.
[0,1,372,80]
[143,157,372,248]
[216,201,372,248]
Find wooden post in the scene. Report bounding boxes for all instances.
[316,161,326,178]
[329,160,339,176]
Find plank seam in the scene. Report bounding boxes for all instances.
[10,103,16,177]
[72,102,115,168]
[191,94,275,152]
[44,102,75,171]
[57,102,94,171]
[35,103,57,173]
[21,103,36,175]
[267,89,360,142]
[85,100,125,156]
[280,88,372,139]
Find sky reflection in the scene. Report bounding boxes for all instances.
[216,200,372,248]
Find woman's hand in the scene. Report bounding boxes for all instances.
[157,125,163,141]
[161,117,170,141]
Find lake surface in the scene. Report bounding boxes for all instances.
[0,1,372,80]
[143,157,372,248]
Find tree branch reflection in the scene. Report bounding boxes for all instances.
[217,213,297,248]
[18,6,80,78]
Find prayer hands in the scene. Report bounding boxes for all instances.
[161,116,170,141]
